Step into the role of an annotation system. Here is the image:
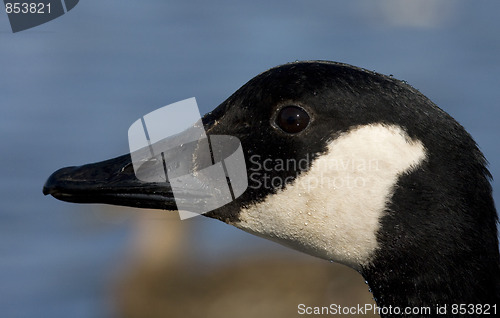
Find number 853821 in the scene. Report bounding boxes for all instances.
[5,2,51,14]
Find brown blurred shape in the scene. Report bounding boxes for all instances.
[112,211,378,318]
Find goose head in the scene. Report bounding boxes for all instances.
[44,61,499,311]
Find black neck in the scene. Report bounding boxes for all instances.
[363,250,499,316]
[361,207,500,317]
[361,151,500,317]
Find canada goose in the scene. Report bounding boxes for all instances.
[44,61,499,316]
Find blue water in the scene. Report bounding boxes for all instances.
[1,1,499,317]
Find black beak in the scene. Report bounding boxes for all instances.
[43,103,231,212]
[42,152,182,210]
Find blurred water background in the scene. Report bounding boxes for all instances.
[1,1,499,317]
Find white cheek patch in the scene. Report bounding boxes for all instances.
[233,124,426,270]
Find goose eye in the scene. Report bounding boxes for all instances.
[276,106,310,134]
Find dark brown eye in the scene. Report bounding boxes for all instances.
[276,105,310,134]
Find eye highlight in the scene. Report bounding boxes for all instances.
[275,105,310,134]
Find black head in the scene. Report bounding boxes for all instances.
[44,61,499,309]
